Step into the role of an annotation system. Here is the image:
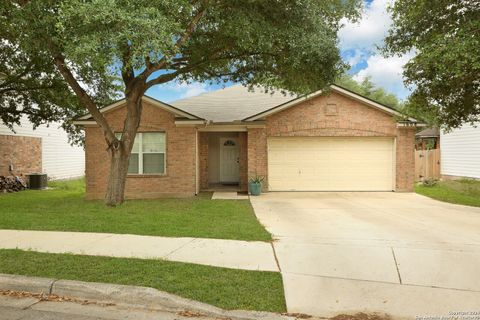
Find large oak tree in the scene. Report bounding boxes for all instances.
[384,0,480,129]
[3,0,360,205]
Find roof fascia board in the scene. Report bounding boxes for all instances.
[331,85,419,122]
[243,91,324,121]
[142,96,201,120]
[77,99,126,120]
[244,85,420,123]
[72,120,98,126]
[77,96,202,121]
[175,120,206,126]
[198,126,247,132]
[397,122,427,127]
[195,122,266,132]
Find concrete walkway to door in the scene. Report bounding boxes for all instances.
[251,192,480,318]
[0,230,278,272]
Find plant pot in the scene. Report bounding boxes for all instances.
[249,182,262,196]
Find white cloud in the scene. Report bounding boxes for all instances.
[145,78,214,102]
[345,49,368,67]
[164,81,209,99]
[178,82,209,99]
[338,0,415,99]
[352,52,414,99]
[339,0,393,51]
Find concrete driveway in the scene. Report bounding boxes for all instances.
[250,192,480,318]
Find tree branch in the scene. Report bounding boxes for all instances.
[52,54,116,143]
[144,50,271,89]
[145,71,182,89]
[174,1,209,51]
[0,84,56,94]
[141,0,209,79]
[0,61,35,89]
[121,42,134,86]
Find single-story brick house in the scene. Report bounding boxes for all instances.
[73,84,421,199]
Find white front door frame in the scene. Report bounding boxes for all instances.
[219,137,240,183]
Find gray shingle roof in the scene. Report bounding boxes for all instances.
[171,84,296,122]
[416,127,439,137]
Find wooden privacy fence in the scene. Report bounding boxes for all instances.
[415,149,441,181]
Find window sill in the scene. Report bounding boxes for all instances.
[127,174,167,178]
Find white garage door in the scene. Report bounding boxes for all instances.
[268,137,394,191]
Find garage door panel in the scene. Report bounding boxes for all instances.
[267,137,394,191]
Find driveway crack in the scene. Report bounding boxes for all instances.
[391,247,402,284]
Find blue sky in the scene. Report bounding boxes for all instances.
[147,0,412,103]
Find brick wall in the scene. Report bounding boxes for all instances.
[395,127,416,191]
[247,91,415,192]
[198,132,209,190]
[266,92,397,137]
[0,135,41,176]
[238,132,248,190]
[84,101,197,199]
[247,128,268,191]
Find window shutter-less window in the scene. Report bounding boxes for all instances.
[115,132,165,174]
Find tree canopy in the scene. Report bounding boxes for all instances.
[384,0,480,129]
[4,0,360,97]
[0,4,118,144]
[335,74,401,109]
[2,0,361,204]
[0,37,82,137]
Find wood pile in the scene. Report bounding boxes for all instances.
[0,176,27,193]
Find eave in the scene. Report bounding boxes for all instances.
[243,85,421,124]
[74,95,203,125]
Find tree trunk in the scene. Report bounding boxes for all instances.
[103,90,143,206]
[105,145,130,206]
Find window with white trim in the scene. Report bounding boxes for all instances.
[116,132,166,174]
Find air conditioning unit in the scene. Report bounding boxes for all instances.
[27,173,48,190]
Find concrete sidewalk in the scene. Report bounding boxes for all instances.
[0,230,278,272]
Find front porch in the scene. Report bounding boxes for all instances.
[198,132,248,192]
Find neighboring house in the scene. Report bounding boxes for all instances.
[0,117,85,180]
[440,123,480,179]
[73,84,421,199]
[415,127,440,150]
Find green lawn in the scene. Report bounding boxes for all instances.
[0,178,271,241]
[415,178,480,207]
[0,249,286,312]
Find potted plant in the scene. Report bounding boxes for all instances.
[248,175,264,196]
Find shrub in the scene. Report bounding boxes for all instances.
[422,178,438,187]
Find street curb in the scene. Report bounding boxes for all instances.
[0,274,55,294]
[0,274,293,320]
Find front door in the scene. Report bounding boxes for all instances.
[220,137,240,183]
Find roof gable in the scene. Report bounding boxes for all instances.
[76,96,202,122]
[243,85,417,122]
